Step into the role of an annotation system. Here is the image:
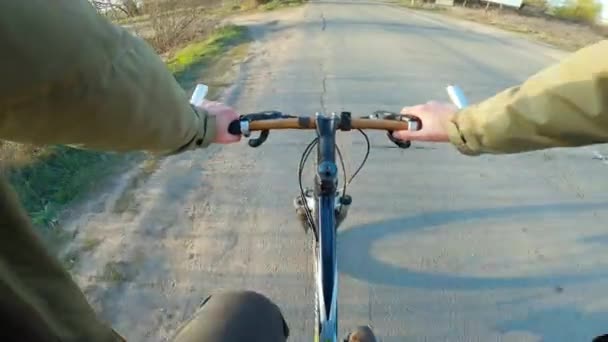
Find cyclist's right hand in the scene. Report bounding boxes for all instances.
[392,101,458,142]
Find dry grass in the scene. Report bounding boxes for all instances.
[143,0,217,54]
[453,6,606,50]
[130,0,305,54]
[0,141,47,168]
[401,0,607,51]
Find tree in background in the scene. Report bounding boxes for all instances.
[144,0,204,53]
[91,0,142,18]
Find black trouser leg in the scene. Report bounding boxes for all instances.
[172,290,289,342]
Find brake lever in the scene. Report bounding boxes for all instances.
[368,110,421,149]
[228,111,292,148]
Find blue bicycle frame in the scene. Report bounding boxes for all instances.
[314,112,340,341]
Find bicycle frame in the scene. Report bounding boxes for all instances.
[314,112,340,342]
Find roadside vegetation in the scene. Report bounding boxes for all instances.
[398,0,607,51]
[167,25,249,74]
[550,0,602,23]
[1,144,128,231]
[1,0,306,253]
[258,0,308,11]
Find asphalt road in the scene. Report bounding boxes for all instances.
[72,1,608,341]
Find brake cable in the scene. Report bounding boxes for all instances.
[297,125,371,234]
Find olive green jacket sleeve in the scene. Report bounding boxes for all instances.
[0,0,215,155]
[446,40,608,155]
[0,179,125,342]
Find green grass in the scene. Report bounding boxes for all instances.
[259,0,307,11]
[6,147,127,228]
[167,25,249,75]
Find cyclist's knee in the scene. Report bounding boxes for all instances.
[172,290,289,342]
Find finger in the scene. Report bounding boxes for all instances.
[218,134,242,143]
[201,101,221,109]
[392,129,422,141]
[391,131,412,141]
[400,104,426,115]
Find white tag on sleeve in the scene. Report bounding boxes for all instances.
[190,84,209,106]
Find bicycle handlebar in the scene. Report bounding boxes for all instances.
[228,117,418,133]
[191,82,470,149]
[228,110,422,148]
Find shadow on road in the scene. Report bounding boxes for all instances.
[338,201,608,290]
[498,307,608,342]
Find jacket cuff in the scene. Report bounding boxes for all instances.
[446,110,482,156]
[192,105,217,148]
[171,106,216,154]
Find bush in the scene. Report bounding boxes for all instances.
[522,0,549,11]
[143,0,208,53]
[551,0,602,23]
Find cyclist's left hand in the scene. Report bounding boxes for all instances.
[200,101,241,144]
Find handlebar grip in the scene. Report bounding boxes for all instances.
[228,120,242,135]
